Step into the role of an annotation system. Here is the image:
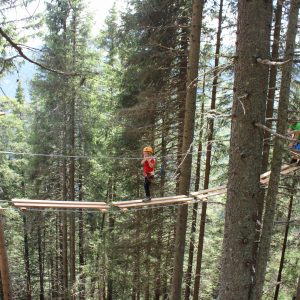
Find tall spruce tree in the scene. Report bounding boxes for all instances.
[171,0,204,298]
[253,1,300,298]
[30,0,97,297]
[219,0,273,298]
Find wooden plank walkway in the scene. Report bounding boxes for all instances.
[112,195,194,211]
[11,164,300,212]
[12,199,109,212]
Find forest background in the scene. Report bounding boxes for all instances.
[0,0,300,299]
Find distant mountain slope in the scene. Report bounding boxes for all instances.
[1,61,36,101]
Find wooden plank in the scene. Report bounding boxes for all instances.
[190,185,227,197]
[260,178,270,185]
[12,199,107,206]
[120,196,193,208]
[290,150,300,157]
[193,189,227,200]
[260,164,290,179]
[13,203,109,209]
[12,200,109,209]
[112,195,188,206]
[113,198,190,209]
[260,165,300,186]
[114,197,194,209]
[280,166,300,175]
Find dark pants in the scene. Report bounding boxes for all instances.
[144,176,152,197]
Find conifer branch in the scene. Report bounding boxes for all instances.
[0,27,99,77]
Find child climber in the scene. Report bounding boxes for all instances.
[288,115,300,164]
[141,146,156,202]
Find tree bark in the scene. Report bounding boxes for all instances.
[144,210,152,300]
[132,212,141,299]
[69,8,78,296]
[176,11,188,194]
[0,212,12,300]
[273,184,295,300]
[184,79,205,300]
[296,275,300,300]
[78,172,85,300]
[253,1,300,299]
[255,0,285,251]
[37,223,44,300]
[61,69,69,300]
[171,0,204,298]
[154,217,164,300]
[193,1,223,298]
[107,214,115,300]
[219,0,272,299]
[23,214,32,299]
[261,0,284,173]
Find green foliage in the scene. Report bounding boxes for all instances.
[1,0,300,299]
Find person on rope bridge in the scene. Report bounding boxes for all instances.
[141,146,156,202]
[288,115,300,164]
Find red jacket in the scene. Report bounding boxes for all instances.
[143,157,156,177]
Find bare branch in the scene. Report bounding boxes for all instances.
[256,57,292,66]
[254,122,293,142]
[0,27,99,77]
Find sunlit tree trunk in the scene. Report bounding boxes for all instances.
[193,1,223,298]
[171,0,204,297]
[296,275,300,299]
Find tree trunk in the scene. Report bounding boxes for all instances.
[144,211,152,300]
[176,11,188,194]
[23,214,32,299]
[261,0,284,173]
[255,0,285,249]
[193,1,223,298]
[154,217,164,300]
[38,223,44,300]
[0,212,12,300]
[132,212,141,299]
[163,218,174,299]
[78,171,85,300]
[253,1,300,299]
[61,79,69,299]
[69,9,78,295]
[219,0,272,298]
[273,184,295,300]
[51,219,59,299]
[296,275,300,300]
[171,0,204,298]
[184,74,205,300]
[107,214,115,300]
[159,113,167,198]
